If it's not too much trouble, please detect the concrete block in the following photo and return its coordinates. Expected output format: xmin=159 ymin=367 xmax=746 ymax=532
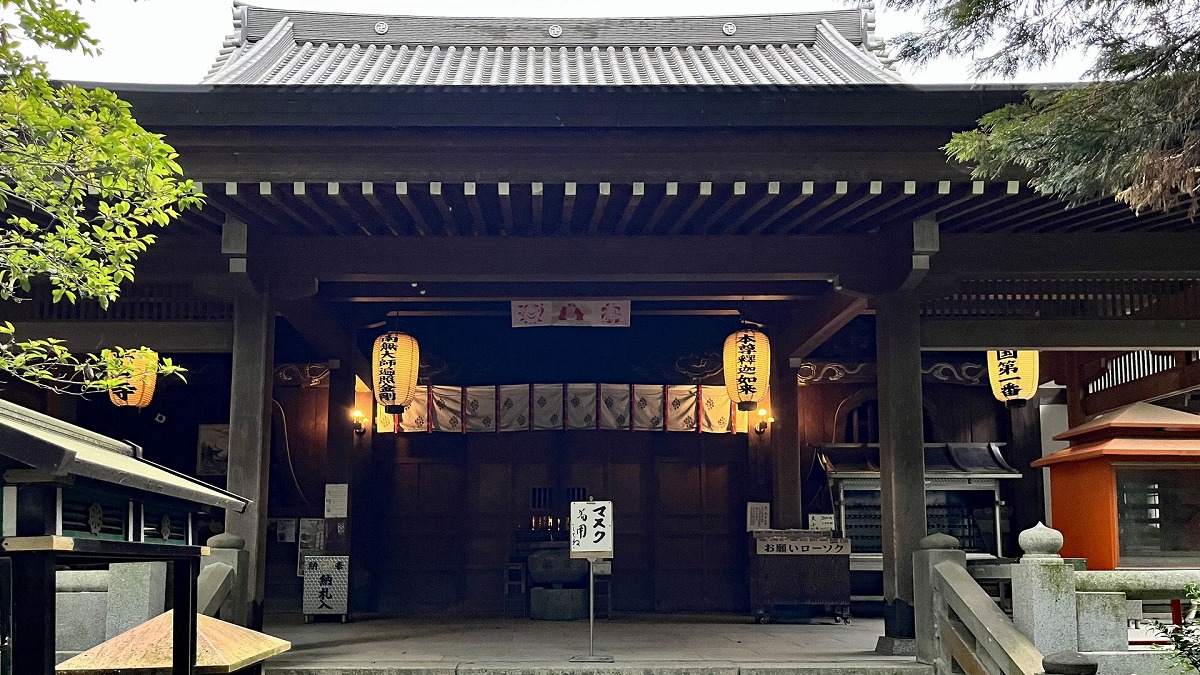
xmin=1092 ymin=651 xmax=1173 ymax=675
xmin=1012 ymin=560 xmax=1078 ymax=655
xmin=528 ymin=587 xmax=587 ymax=620
xmin=1076 ymin=592 xmax=1127 ymax=652
xmin=55 ymin=591 xmax=107 ymax=652
xmin=205 ymin=546 xmax=249 ymax=625
xmin=105 ymin=562 xmax=166 ymax=639
xmin=56 ymin=570 xmax=108 ymax=593
xmin=198 ymin=562 xmax=235 ymax=616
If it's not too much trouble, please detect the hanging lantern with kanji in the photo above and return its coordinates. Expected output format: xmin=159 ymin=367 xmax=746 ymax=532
xmin=372 ymin=331 xmax=419 ymax=414
xmin=723 ymin=327 xmax=771 ymax=411
xmin=109 ymin=350 xmax=159 ymax=409
xmin=987 ymin=350 xmax=1040 ymax=408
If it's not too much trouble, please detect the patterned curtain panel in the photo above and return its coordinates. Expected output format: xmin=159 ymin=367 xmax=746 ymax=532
xmin=531 ymin=384 xmax=564 ymax=430
xmin=598 ymin=384 xmax=632 ymax=430
xmin=397 ymin=385 xmax=430 ymax=433
xmin=498 ymin=384 xmax=531 ymax=432
xmin=465 ymin=386 xmax=497 ymax=433
xmin=632 ymin=384 xmax=666 ymax=431
xmin=430 ymin=385 xmax=464 ymax=432
xmin=700 ymin=385 xmax=734 ymax=433
xmin=665 ymin=385 xmax=698 ymax=432
xmin=565 ymin=383 xmax=598 ymax=430
xmin=376 ymin=383 xmax=747 ymax=434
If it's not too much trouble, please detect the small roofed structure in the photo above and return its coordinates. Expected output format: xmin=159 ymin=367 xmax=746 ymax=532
xmin=204 ymin=3 xmax=902 ymax=86
xmin=57 ymin=611 xmax=289 ymax=674
xmin=1034 ymin=402 xmax=1200 ymax=569
xmin=0 ymin=399 xmax=250 ymax=675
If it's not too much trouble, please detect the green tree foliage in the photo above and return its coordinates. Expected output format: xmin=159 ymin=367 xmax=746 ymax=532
xmin=0 ymin=0 xmax=200 ymax=394
xmin=1153 ymin=583 xmax=1200 ymax=673
xmin=889 ymin=0 xmax=1200 ymax=215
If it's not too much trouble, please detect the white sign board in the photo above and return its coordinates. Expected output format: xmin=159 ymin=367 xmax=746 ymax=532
xmin=756 ymin=538 xmax=851 ymax=555
xmin=324 ymin=483 xmax=349 ymax=518
xmin=302 ymin=555 xmax=349 ymax=616
xmin=808 ymin=513 xmax=836 ymax=531
xmin=570 ymin=501 xmax=613 ymax=559
xmin=746 ymin=502 xmax=771 ymax=531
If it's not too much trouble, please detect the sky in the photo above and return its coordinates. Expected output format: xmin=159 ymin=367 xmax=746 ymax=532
xmin=26 ymin=0 xmax=1092 ymax=85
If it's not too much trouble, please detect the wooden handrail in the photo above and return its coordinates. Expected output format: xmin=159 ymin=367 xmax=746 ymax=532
xmin=935 ymin=561 xmax=1043 ymax=675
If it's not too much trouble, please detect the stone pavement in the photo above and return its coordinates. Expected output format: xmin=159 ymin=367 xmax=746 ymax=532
xmin=261 ymin=615 xmax=931 ymax=675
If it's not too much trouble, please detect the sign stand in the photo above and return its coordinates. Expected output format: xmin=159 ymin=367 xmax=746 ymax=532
xmin=569 ymin=558 xmax=613 ymax=663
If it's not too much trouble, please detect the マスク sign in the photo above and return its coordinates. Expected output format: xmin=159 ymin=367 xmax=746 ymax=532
xmin=570 ymin=501 xmax=613 ymax=559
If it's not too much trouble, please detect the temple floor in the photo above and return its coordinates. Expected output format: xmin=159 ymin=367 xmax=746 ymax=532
xmin=259 ymin=614 xmax=931 ymax=674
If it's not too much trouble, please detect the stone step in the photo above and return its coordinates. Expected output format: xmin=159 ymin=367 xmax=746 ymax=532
xmin=264 ymin=661 xmax=934 ymax=675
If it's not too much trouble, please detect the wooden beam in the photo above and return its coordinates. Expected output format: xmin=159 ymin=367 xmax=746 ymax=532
xmin=1084 ymin=356 xmax=1200 ymax=416
xmin=668 ymin=182 xmax=711 ymax=235
xmin=9 ymin=321 xmax=233 ymax=353
xmin=587 ymin=182 xmax=611 ymax=235
xmin=427 ymin=182 xmax=457 ymax=236
xmin=558 ymin=182 xmax=577 ymax=235
xmin=640 ymin=182 xmax=679 ymax=235
xmin=615 ymin=182 xmax=645 ymax=235
xmin=392 ymin=182 xmax=433 ymax=236
xmin=783 ymin=289 xmax=869 ymax=361
xmin=921 ymin=319 xmax=1200 ymax=350
xmin=262 ymin=234 xmax=888 ymax=283
xmin=274 ymin=298 xmax=371 ymax=386
xmin=697 ymin=182 xmax=746 ymax=234
xmin=463 ymin=182 xmax=487 ymax=236
xmin=319 ymin=280 xmax=822 ymax=302
xmin=498 ymin=182 xmax=513 ymax=235
xmin=933 ymin=234 xmax=1200 ymax=277
xmin=752 ymin=181 xmax=817 ymax=235
xmin=728 ymin=182 xmax=785 ymax=235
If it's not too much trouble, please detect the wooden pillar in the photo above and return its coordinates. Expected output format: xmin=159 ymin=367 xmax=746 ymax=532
xmin=769 ymin=363 xmax=801 ymax=528
xmin=1002 ymin=400 xmax=1046 ymax=556
xmin=171 ymin=557 xmax=199 ymax=675
xmin=224 ymin=288 xmax=275 ymax=629
xmin=324 ymin=361 xmax=357 ymax=611
xmin=10 ymin=553 xmax=54 ymax=675
xmin=875 ymin=291 xmax=926 ymax=645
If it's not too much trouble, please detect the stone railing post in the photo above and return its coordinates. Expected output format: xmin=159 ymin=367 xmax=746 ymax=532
xmin=914 ymin=532 xmax=966 ymax=667
xmin=1012 ymin=523 xmax=1079 ymax=655
xmin=1039 ymin=651 xmax=1098 ymax=675
xmin=204 ymin=532 xmax=249 ymax=626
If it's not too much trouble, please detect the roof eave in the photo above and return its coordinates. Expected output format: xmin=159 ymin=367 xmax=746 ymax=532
xmin=88 ymin=81 xmax=1053 ymax=130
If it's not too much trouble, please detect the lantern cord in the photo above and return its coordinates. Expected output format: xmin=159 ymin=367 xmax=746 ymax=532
xmin=271 ymin=399 xmax=311 ymax=509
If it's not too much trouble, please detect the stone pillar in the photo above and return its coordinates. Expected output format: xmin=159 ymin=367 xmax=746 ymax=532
xmin=913 ymin=533 xmax=966 ymax=666
xmin=1012 ymin=523 xmax=1079 ymax=655
xmin=203 ymin=533 xmax=249 ymax=626
xmin=224 ymin=288 xmax=275 ymax=629
xmin=875 ymin=291 xmax=927 ymax=650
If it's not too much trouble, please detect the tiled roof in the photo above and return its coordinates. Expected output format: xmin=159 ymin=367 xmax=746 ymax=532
xmin=204 ymin=3 xmax=902 ymax=86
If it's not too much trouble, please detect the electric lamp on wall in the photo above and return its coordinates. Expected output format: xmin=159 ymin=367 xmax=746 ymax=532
xmin=724 ymin=326 xmax=771 ymax=411
xmin=987 ymin=350 xmax=1040 ymax=408
xmin=754 ymin=408 xmax=775 ymax=436
xmin=109 ymin=349 xmax=158 ymax=409
xmin=372 ymin=331 xmax=419 ymax=414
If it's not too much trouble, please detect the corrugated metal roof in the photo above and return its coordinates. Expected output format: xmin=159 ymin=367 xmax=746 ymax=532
xmin=0 ymin=399 xmax=248 ymax=513
xmin=205 ymin=3 xmax=901 ymax=86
